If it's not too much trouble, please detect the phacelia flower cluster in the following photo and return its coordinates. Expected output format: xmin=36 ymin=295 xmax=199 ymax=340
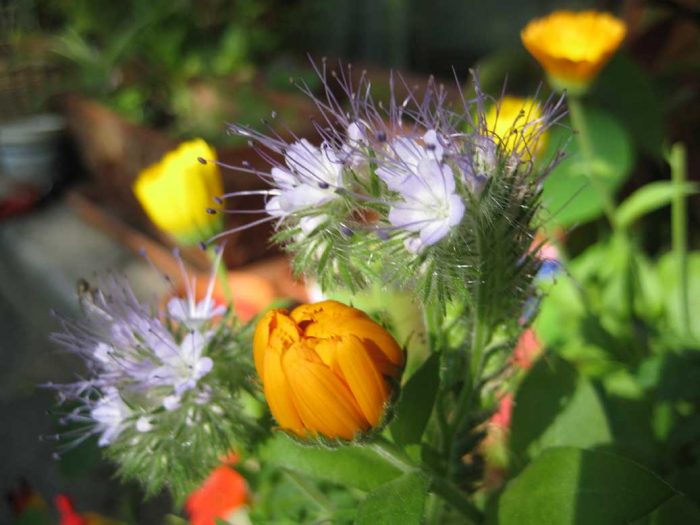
xmin=48 ymin=251 xmax=260 ymax=499
xmin=209 ymin=62 xmax=565 ymax=308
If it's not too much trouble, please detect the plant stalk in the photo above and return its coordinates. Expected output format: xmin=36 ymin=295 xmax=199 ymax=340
xmin=669 ymin=143 xmax=690 ymax=333
xmin=567 ymin=96 xmax=618 ymax=228
xmin=205 ymin=245 xmax=235 ymax=308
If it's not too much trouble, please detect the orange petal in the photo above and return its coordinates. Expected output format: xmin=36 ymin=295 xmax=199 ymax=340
xmin=253 ymin=309 xmax=299 ymax=381
xmin=290 ymin=300 xmax=367 ymax=327
xmin=283 ymin=343 xmax=368 ymax=439
xmin=306 ymin=317 xmax=404 ymax=369
xmin=335 ymin=335 xmax=389 ymax=426
xmin=263 ymin=343 xmax=305 ymax=435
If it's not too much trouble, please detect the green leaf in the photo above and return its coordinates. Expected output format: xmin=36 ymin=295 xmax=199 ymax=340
xmin=510 ymin=355 xmax=613 ymax=464
xmin=495 ymin=447 xmax=676 ymax=525
xmin=593 ymin=54 xmax=665 ymax=157
xmin=630 ymin=494 xmax=700 ymax=524
xmin=259 ymin=434 xmax=402 ymax=491
xmin=355 ymin=471 xmax=428 ymax=525
xmin=390 ymin=352 xmax=440 ymax=447
xmin=657 ymin=251 xmax=700 ymax=341
xmin=616 ymin=181 xmax=698 ymax=229
xmin=542 ymin=107 xmax=633 ymax=226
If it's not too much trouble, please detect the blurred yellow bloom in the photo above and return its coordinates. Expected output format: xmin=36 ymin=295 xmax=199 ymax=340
xmin=253 ymin=300 xmax=404 ymax=440
xmin=521 ymin=10 xmax=626 ymax=92
xmin=133 ymin=139 xmax=223 ymax=246
xmin=485 ymin=97 xmax=548 ymax=160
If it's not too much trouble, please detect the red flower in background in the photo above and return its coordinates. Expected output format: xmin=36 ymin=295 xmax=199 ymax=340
xmin=512 ymin=329 xmax=541 ymax=370
xmin=186 ymin=460 xmax=247 ymax=525
xmin=56 ymin=495 xmax=86 ymax=525
xmin=489 ymin=393 xmax=514 ymax=431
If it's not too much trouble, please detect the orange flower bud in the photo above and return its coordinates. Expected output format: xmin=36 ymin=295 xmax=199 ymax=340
xmin=253 ymin=300 xmax=404 ymax=440
xmin=521 ymin=10 xmax=626 ymax=92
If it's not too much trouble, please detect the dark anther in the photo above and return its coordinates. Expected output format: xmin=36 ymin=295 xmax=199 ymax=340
xmin=377 ymin=131 xmax=387 ymax=142
xmin=206 ymin=208 xmax=217 ymax=215
xmin=197 ymin=157 xmax=207 ymax=165
xmin=199 ymin=241 xmax=207 ymax=251
xmin=318 ymin=181 xmax=330 ymax=189
xmin=340 ymin=225 xmax=353 ymax=237
xmin=213 ymin=196 xmax=223 ymax=205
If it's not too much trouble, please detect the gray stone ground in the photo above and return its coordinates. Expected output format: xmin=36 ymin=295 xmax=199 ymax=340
xmin=0 ymin=201 xmax=171 ymax=523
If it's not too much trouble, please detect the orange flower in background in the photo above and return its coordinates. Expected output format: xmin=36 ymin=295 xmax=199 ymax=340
xmin=253 ymin=300 xmax=404 ymax=440
xmin=521 ymin=10 xmax=626 ymax=92
xmin=186 ymin=462 xmax=247 ymax=525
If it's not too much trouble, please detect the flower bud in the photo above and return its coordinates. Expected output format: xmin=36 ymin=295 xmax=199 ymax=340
xmin=521 ymin=10 xmax=626 ymax=94
xmin=133 ymin=139 xmax=224 ymax=246
xmin=253 ymin=300 xmax=404 ymax=440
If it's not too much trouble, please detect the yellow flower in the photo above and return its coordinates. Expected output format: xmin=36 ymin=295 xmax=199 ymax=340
xmin=485 ymin=97 xmax=548 ymax=160
xmin=133 ymin=139 xmax=223 ymax=246
xmin=253 ymin=300 xmax=404 ymax=440
xmin=521 ymin=10 xmax=626 ymax=92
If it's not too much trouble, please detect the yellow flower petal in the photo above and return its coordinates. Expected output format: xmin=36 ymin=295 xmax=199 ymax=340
xmin=335 ymin=335 xmax=389 ymax=426
xmin=485 ymin=96 xmax=548 ymax=160
xmin=133 ymin=139 xmax=224 ymax=245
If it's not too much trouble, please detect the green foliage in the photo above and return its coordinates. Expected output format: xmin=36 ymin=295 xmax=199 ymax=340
xmin=390 ymin=352 xmax=441 ymax=447
xmin=509 ymin=356 xmax=613 ymax=466
xmin=493 ymin=447 xmax=676 ymax=525
xmin=259 ymin=434 xmax=403 ymax=492
xmin=616 ymin=181 xmax=699 ymax=230
xmin=542 ymin=107 xmax=633 ymax=226
xmin=355 ymin=472 xmax=429 ymax=525
xmin=593 ymin=55 xmax=666 ymax=158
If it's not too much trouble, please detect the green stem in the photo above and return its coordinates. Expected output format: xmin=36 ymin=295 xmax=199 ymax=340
xmin=567 ymin=96 xmax=618 ymax=228
xmin=284 ymin=469 xmax=336 ymax=516
xmin=370 ymin=438 xmax=482 ymax=522
xmin=369 ymin=437 xmax=414 ymax=473
xmin=669 ymin=143 xmax=690 ymax=333
xmin=205 ymin=246 xmax=235 ymax=308
xmin=430 ymin=477 xmax=483 ymax=524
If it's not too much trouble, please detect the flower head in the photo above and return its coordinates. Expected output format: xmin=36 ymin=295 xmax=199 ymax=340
xmin=521 ymin=10 xmax=627 ymax=92
xmin=133 ymin=139 xmax=224 ymax=246
xmin=253 ymin=300 xmax=404 ymax=440
xmin=485 ymin=97 xmax=549 ymax=161
xmin=386 ymin=158 xmax=465 ymax=253
xmin=218 ymin=62 xmax=565 ymax=305
xmin=48 ymin=254 xmax=262 ymax=500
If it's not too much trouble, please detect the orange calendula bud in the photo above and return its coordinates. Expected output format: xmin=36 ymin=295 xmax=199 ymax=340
xmin=253 ymin=300 xmax=404 ymax=440
xmin=485 ymin=97 xmax=548 ymax=161
xmin=521 ymin=10 xmax=626 ymax=93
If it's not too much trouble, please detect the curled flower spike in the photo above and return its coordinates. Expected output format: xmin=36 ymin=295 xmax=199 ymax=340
xmin=133 ymin=139 xmax=224 ymax=246
xmin=521 ymin=10 xmax=627 ymax=93
xmin=253 ymin=300 xmax=403 ymax=440
xmin=485 ymin=97 xmax=549 ymax=161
